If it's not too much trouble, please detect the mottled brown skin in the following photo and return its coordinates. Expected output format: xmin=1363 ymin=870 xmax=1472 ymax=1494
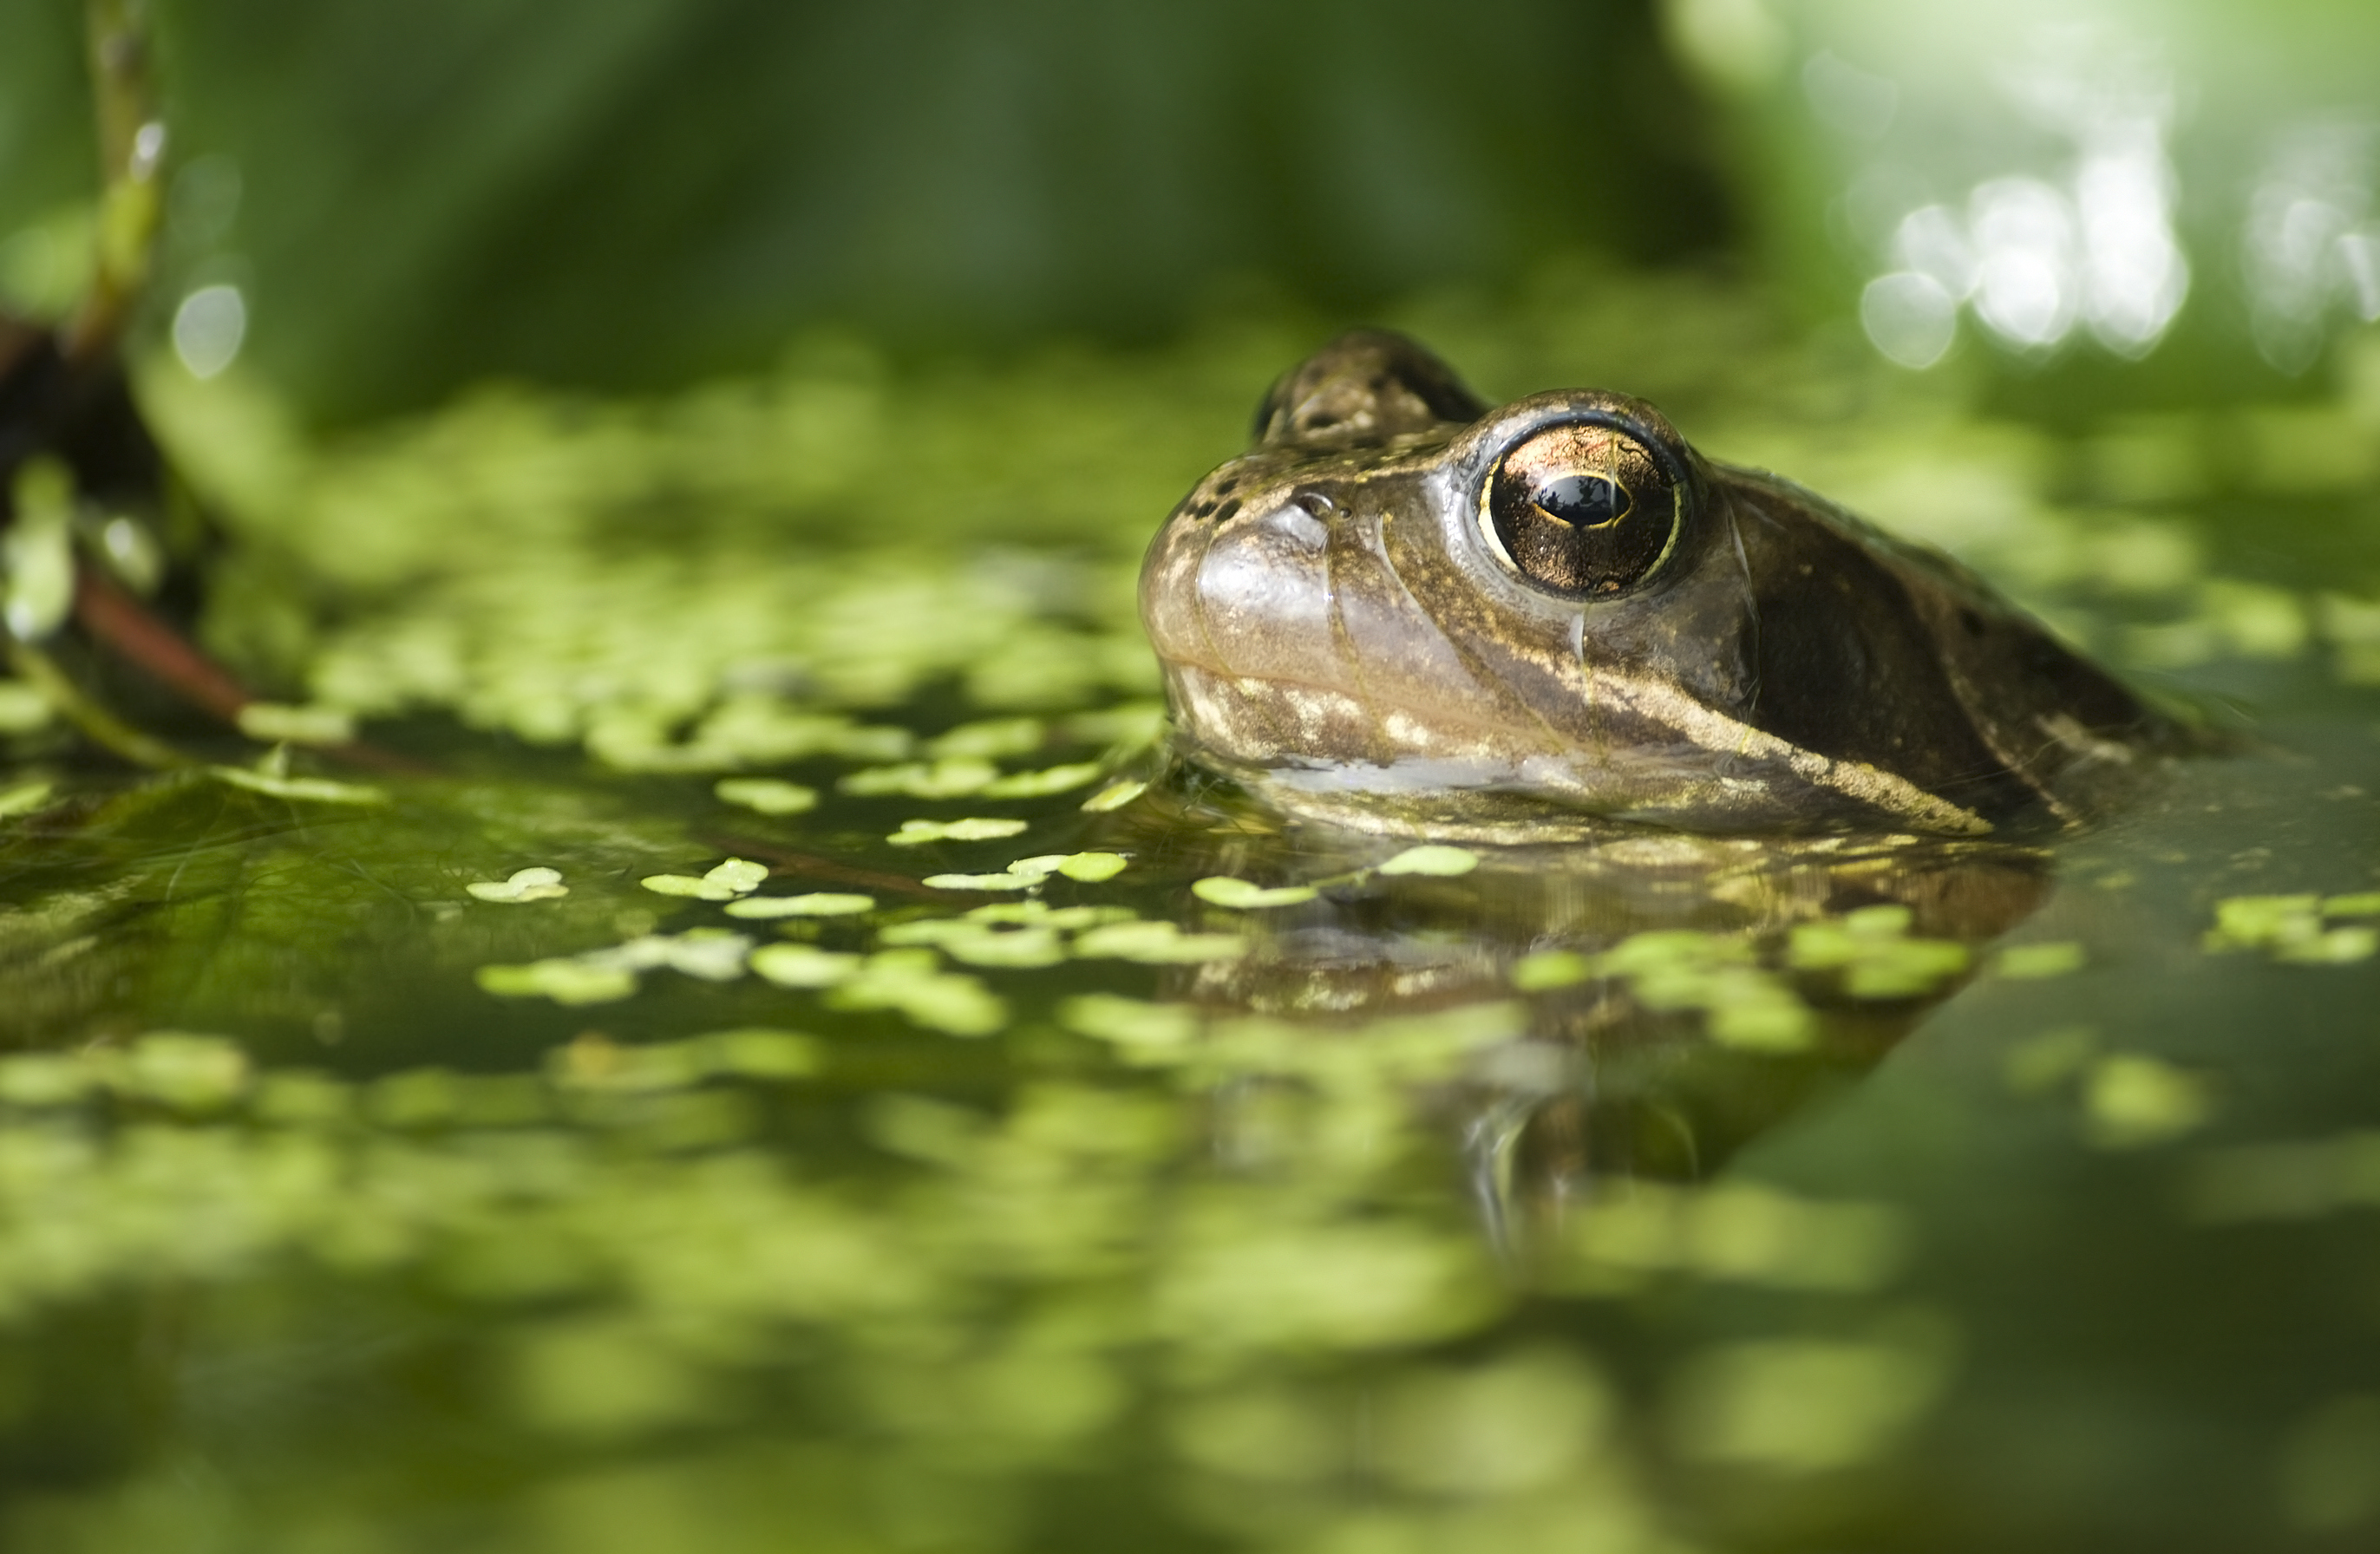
xmin=1141 ymin=330 xmax=2180 ymax=839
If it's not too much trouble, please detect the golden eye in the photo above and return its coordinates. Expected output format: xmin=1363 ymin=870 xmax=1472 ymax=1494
xmin=1482 ymin=421 xmax=1684 ymax=597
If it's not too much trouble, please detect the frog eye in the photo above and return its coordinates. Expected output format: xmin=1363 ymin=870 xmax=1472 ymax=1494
xmin=1530 ymin=473 xmax=1627 ymax=527
xmin=1481 ymin=422 xmax=1685 ymax=598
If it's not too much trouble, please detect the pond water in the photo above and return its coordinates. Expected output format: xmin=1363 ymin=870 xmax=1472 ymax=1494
xmin=3 ymin=264 xmax=2379 ymax=1552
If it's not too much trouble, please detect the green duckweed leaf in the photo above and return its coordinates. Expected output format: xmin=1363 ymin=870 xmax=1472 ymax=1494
xmin=1996 ymin=942 xmax=2085 ymax=979
xmin=1376 ymin=845 xmax=1480 ymax=878
xmin=591 ymin=930 xmax=751 ymax=983
xmin=980 ymin=761 xmax=1105 ymax=799
xmin=114 ymin=1033 xmax=252 ymax=1111
xmin=712 ymin=777 xmax=819 ymax=816
xmin=963 ymin=901 xmax=1135 ymax=930
xmin=2085 ymin=1054 xmax=2213 ymax=1148
xmin=700 ymin=1028 xmax=825 ymax=1080
xmin=723 ymin=891 xmax=875 ymax=918
xmin=1080 ymin=778 xmax=1148 ymax=813
xmin=940 ymin=928 xmax=1067 ymax=969
xmin=208 ymin=766 xmax=389 ymax=805
xmin=2203 ymin=893 xmax=2322 ymax=951
xmin=0 ymin=680 xmax=53 ymax=734
xmin=235 ymin=702 xmax=358 ymax=746
xmin=477 ymin=959 xmax=641 ymax=1006
xmin=1059 ymin=995 xmax=1200 ymax=1059
xmin=888 ymin=817 xmax=1030 ymax=846
xmin=840 ymin=758 xmax=1000 ymax=799
xmin=923 ymin=717 xmax=1046 ymax=760
xmin=749 ymin=944 xmax=863 ymax=989
xmin=1596 ymin=930 xmax=1814 ymax=1051
xmin=1192 ymin=876 xmax=1318 ymax=909
xmin=1510 ymin=949 xmax=1593 ymax=990
xmin=1073 ymin=920 xmax=1247 ymax=963
xmin=2204 ymin=892 xmax=2377 ymax=962
xmin=4 ymin=459 xmax=75 ymax=641
xmin=250 ymin=1071 xmax=354 ymax=1127
xmin=2003 ymin=1026 xmax=2099 ymax=1094
xmin=987 ymin=852 xmax=1131 ymax=885
xmin=467 ymin=866 xmax=571 ymax=903
xmin=2276 ymin=926 xmax=2377 ymax=964
xmin=1788 ymin=907 xmax=1968 ymax=999
xmin=0 ymin=1052 xmax=96 ymax=1107
xmin=641 ymin=857 xmax=769 ymax=899
xmin=827 ymin=950 xmax=1007 ymax=1035
xmin=0 ymin=779 xmax=56 ymax=818
xmin=923 ymin=871 xmax=1042 ymax=891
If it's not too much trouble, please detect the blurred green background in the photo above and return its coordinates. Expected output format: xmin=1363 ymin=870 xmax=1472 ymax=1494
xmin=3 ymin=0 xmax=2367 ymax=425
xmin=7 ymin=0 xmax=1734 ymax=420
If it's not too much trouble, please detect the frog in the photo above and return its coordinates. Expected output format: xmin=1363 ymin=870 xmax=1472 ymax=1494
xmin=1140 ymin=330 xmax=2187 ymax=840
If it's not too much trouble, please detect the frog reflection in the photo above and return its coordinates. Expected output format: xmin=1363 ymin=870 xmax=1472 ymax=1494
xmin=1117 ymin=792 xmax=2047 ymax=1247
xmin=1141 ymin=330 xmax=2186 ymax=841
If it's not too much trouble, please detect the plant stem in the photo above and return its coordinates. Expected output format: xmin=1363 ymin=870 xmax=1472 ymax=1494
xmin=6 ymin=637 xmax=189 ymax=770
xmin=64 ymin=0 xmax=162 ymax=366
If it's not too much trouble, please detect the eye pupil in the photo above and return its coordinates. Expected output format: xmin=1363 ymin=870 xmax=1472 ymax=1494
xmin=1481 ymin=420 xmax=1689 ymax=599
xmin=1531 ymin=474 xmax=1627 ymax=527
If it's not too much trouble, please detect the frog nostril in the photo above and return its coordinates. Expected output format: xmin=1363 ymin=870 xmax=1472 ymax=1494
xmin=1260 ymin=495 xmax=1331 ymax=551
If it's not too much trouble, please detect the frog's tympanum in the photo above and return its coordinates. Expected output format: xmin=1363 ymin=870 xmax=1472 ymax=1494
xmin=1142 ymin=330 xmax=2183 ymax=839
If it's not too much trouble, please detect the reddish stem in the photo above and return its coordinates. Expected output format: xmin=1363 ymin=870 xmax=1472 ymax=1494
xmin=72 ymin=565 xmax=251 ymax=722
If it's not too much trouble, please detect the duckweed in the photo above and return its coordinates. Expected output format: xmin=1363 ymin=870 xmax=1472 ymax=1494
xmin=1080 ymin=778 xmax=1148 ymax=812
xmin=1192 ymin=877 xmax=1320 ymax=909
xmin=980 ymin=761 xmax=1106 ymax=798
xmin=207 ymin=764 xmax=388 ymax=805
xmin=723 ymin=891 xmax=874 ymax=918
xmin=476 ymin=958 xmax=640 ymax=1006
xmin=2204 ymin=893 xmax=2380 ymax=963
xmin=1996 ymin=941 xmax=2086 ymax=979
xmin=827 ymin=950 xmax=1007 ymax=1035
xmin=0 ymin=779 xmax=55 ymax=817
xmin=888 ymin=816 xmax=1031 ymax=846
xmin=640 ymin=857 xmax=770 ymax=900
xmin=1666 ymin=1322 xmax=1958 ymax=1473
xmin=712 ymin=777 xmax=819 ymax=815
xmin=840 ymin=758 xmax=1002 ymax=798
xmin=1556 ymin=1180 xmax=1908 ymax=1296
xmin=467 ymin=866 xmax=571 ymax=903
xmin=1788 ymin=905 xmax=1971 ymax=998
xmin=1601 ymin=932 xmax=1815 ymax=1051
xmin=235 ymin=702 xmax=358 ymax=745
xmin=1376 ymin=844 xmax=1481 ymax=878
xmin=2083 ymin=1054 xmax=2213 ymax=1149
xmin=1072 ymin=920 xmax=1248 ymax=963
xmin=749 ymin=944 xmax=863 ymax=989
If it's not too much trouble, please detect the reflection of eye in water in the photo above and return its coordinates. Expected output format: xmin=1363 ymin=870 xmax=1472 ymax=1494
xmin=1153 ymin=819 xmax=2050 ymax=1255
